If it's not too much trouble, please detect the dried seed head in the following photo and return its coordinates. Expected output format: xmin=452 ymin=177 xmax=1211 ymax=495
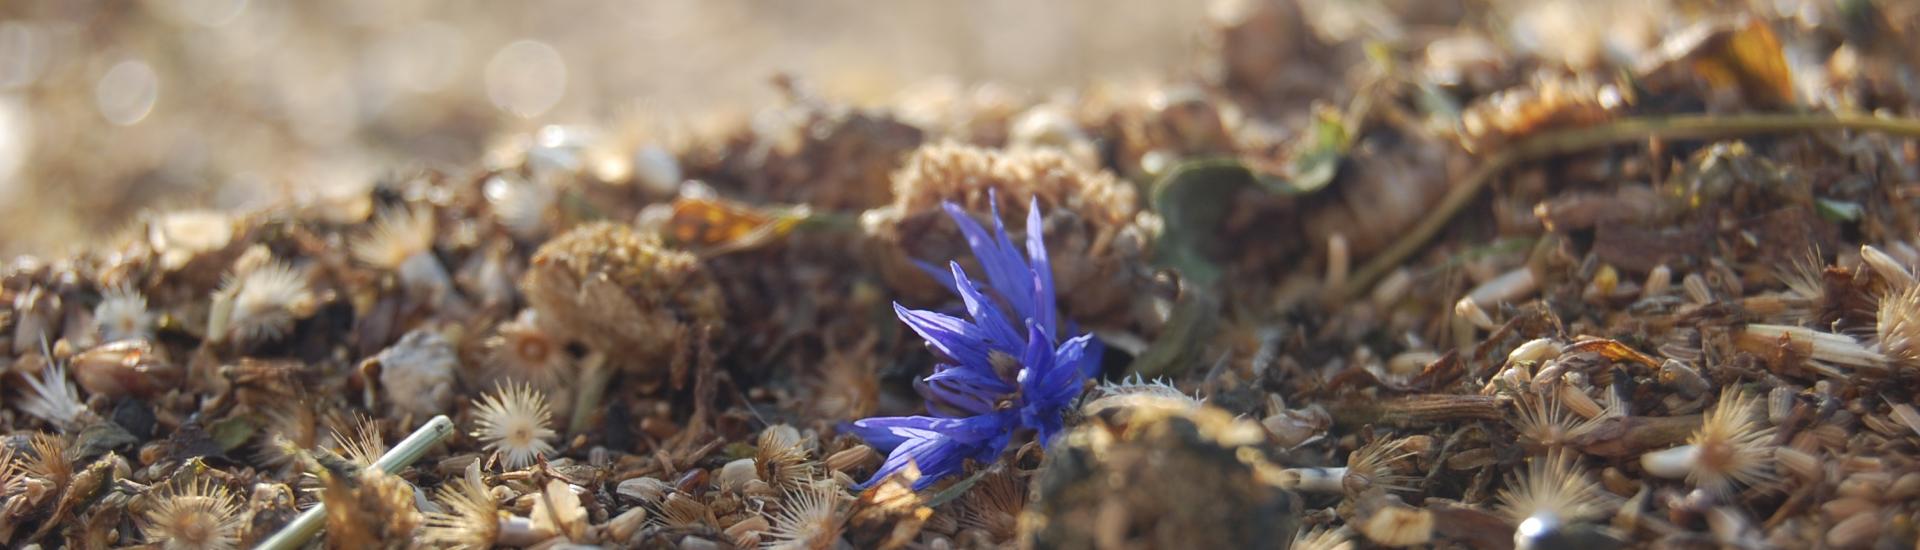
xmin=25 ymin=432 xmax=74 ymax=488
xmin=1776 ymin=248 xmax=1826 ymax=302
xmin=322 ymin=468 xmax=422 ymax=548
xmin=862 ymin=142 xmax=1154 ymax=326
xmin=328 ymin=413 xmax=387 ymax=467
xmin=955 ymin=470 xmax=1024 ymax=542
xmin=522 ymin=222 xmax=724 ymax=376
xmin=352 ymin=205 xmax=437 ymax=269
xmin=140 ymin=478 xmax=244 ymax=550
xmin=259 ymin=402 xmax=319 ymax=469
xmin=469 ymin=382 xmax=558 ymax=469
xmin=92 ymin=283 xmax=153 ymax=343
xmin=755 ymin=425 xmax=814 ymax=491
xmin=421 ymin=469 xmax=499 ymax=550
xmin=764 ymin=482 xmax=847 ymax=550
xmin=18 ymin=359 xmax=88 ymax=431
xmin=1876 ymin=284 xmax=1920 ymax=365
xmin=1497 ymin=449 xmax=1613 ymax=534
xmin=1644 ymin=388 xmax=1777 ymax=496
xmin=1511 ymin=393 xmax=1606 ymax=449
xmin=1345 ymin=437 xmax=1419 ymax=495
xmin=483 ymin=310 xmax=570 ymax=389
xmin=209 ymin=259 xmax=313 ymax=344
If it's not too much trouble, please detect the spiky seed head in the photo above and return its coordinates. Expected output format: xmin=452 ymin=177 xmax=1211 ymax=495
xmin=94 ymin=283 xmax=155 ymax=343
xmin=422 ymin=461 xmax=500 ymax=549
xmin=956 ymin=470 xmax=1025 ymax=541
xmin=1496 ymin=449 xmax=1613 ymax=531
xmin=763 ymin=481 xmax=847 ymax=550
xmin=1775 ymin=248 xmax=1826 ymax=302
xmin=257 ymin=402 xmax=320 ymax=469
xmin=1688 ymin=388 xmax=1778 ymax=496
xmin=1511 ymin=393 xmax=1607 ymax=449
xmin=141 ymin=478 xmax=244 ymax=550
xmin=213 ymin=260 xmax=313 ymax=344
xmin=484 ymin=310 xmax=570 ymax=389
xmin=1878 ymin=284 xmax=1920 ymax=365
xmin=18 ymin=361 xmax=88 ymax=431
xmin=328 ymin=413 xmax=387 ymax=468
xmin=352 ymin=205 xmax=437 ymax=269
xmin=470 ymin=382 xmax=558 ymax=469
xmin=1345 ymin=437 xmax=1419 ymax=496
xmin=25 ymin=432 xmax=73 ymax=488
xmin=756 ymin=425 xmax=814 ymax=491
xmin=321 ymin=468 xmax=422 ymax=548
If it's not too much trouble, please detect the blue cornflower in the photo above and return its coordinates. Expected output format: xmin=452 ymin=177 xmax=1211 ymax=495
xmin=847 ymin=196 xmax=1101 ymax=490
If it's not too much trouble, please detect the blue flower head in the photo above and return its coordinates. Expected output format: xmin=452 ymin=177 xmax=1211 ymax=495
xmin=847 ymin=195 xmax=1102 ymax=490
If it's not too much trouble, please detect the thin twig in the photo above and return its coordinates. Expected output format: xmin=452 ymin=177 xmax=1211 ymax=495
xmin=257 ymin=415 xmax=456 ymax=550
xmin=1338 ymin=112 xmax=1920 ymax=301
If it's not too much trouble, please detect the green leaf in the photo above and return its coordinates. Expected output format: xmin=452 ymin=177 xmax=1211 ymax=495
xmin=1151 ymin=160 xmax=1259 ymax=286
xmin=1815 ymin=197 xmax=1862 ymax=222
xmin=209 ymin=416 xmax=258 ymax=452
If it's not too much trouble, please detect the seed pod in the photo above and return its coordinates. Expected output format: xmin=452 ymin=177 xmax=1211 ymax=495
xmin=70 ymin=340 xmax=179 ymax=399
xmin=1825 ymin=512 xmax=1883 ymax=549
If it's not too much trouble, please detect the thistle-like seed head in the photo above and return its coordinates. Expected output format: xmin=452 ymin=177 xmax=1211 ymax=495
xmin=1688 ymin=388 xmax=1778 ymax=496
xmin=755 ymin=425 xmax=815 ymax=491
xmin=141 ymin=478 xmax=244 ymax=550
xmin=420 ymin=470 xmax=499 ymax=550
xmin=351 ymin=205 xmax=437 ymax=269
xmin=1344 ymin=436 xmax=1419 ymax=496
xmin=763 ymin=481 xmax=847 ymax=550
xmin=211 ymin=259 xmax=314 ymax=344
xmin=1496 ymin=449 xmax=1613 ymax=531
xmin=469 ymin=382 xmax=558 ymax=469
xmin=93 ymin=282 xmax=154 ymax=343
xmin=1510 ymin=392 xmax=1608 ymax=449
xmin=1877 ymin=284 xmax=1920 ymax=365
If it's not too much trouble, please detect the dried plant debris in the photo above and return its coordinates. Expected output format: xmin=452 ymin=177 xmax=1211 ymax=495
xmin=3 ymin=1 xmax=1920 ymax=548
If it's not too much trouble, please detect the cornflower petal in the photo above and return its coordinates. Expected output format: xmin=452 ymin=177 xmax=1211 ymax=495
xmin=949 ymin=262 xmax=1024 ymax=355
xmin=941 ymin=201 xmax=1036 ymax=321
xmin=893 ymin=303 xmax=991 ymax=367
xmin=845 ymin=415 xmax=1005 ymax=452
xmin=1024 ymin=198 xmax=1058 ymax=338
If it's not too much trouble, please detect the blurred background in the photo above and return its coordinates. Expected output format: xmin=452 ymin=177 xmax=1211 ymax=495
xmin=0 ymin=0 xmax=1210 ymax=256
